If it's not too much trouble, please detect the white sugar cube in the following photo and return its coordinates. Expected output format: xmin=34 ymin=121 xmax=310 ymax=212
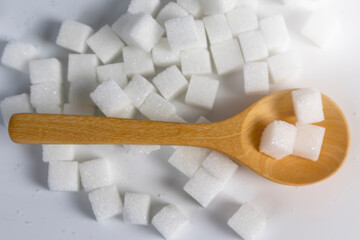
xmin=152 ymin=38 xmax=181 ymax=67
xmin=87 ymin=25 xmax=124 ymax=64
xmin=123 ymin=13 xmax=164 ymax=52
xmin=123 ymin=193 xmax=151 ymax=225
xmin=177 ymin=0 xmax=202 ymax=18
xmin=96 ymin=63 xmax=127 ymax=88
xmin=128 ymin=0 xmax=161 ymax=16
xmin=292 ymin=88 xmax=324 ymax=124
xmin=68 ymin=79 xmax=98 ymax=106
xmin=112 ymin=13 xmax=133 ymax=46
xmin=203 ymin=14 xmax=232 ymax=44
xmin=185 ymin=76 xmax=219 ymax=110
xmin=124 ymin=74 xmax=156 ymax=108
xmin=228 ymin=203 xmax=267 ymax=240
xmin=201 ymin=151 xmax=238 ymax=182
xmin=237 ymin=0 xmax=259 ymax=9
xmin=88 ymin=185 xmax=123 ymax=221
xmin=152 ymin=204 xmax=189 ymax=239
xmin=0 ymin=93 xmax=33 ymax=127
xmin=63 ymin=103 xmax=95 ymax=116
xmin=30 ymin=82 xmax=63 ymax=108
xmin=260 ymin=15 xmax=290 ymax=53
xmin=165 ymin=16 xmax=199 ymax=51
xmin=168 ymin=146 xmax=211 ymax=177
xmin=226 ymin=6 xmax=258 ymax=36
xmin=153 ymin=66 xmax=188 ymax=100
xmin=79 ymin=159 xmax=112 ymax=192
xmin=180 ymin=48 xmax=212 ymax=76
xmin=239 ymin=30 xmax=269 ymax=62
xmin=156 ymin=2 xmax=189 ymax=27
xmin=244 ymin=62 xmax=269 ymax=95
xmin=48 ymin=161 xmax=80 ymax=192
xmin=267 ymin=52 xmax=301 ymax=83
xmin=302 ymin=10 xmax=341 ymax=48
xmin=35 ymin=105 xmax=62 ymax=114
xmin=167 ymin=113 xmax=187 ymax=123
xmin=90 ymin=80 xmax=135 ymax=118
xmin=67 ymin=54 xmax=98 ymax=82
xmin=56 ymin=20 xmax=93 ymax=53
xmin=199 ymin=0 xmax=237 ymax=15
xmin=293 ymin=124 xmax=325 ymax=161
xmin=139 ymin=92 xmax=176 ymax=121
xmin=29 ymin=58 xmax=62 ymax=84
xmin=184 ymin=167 xmax=224 ymax=207
xmin=259 ymin=120 xmax=297 ymax=160
xmin=194 ymin=20 xmax=208 ymax=48
xmin=123 ymin=145 xmax=161 ymax=154
xmin=196 ymin=116 xmax=211 ymax=123
xmin=42 ymin=144 xmax=75 ymax=162
xmin=210 ymin=38 xmax=244 ymax=75
xmin=123 ymin=46 xmax=155 ymax=77
xmin=1 ymin=42 xmax=39 ymax=73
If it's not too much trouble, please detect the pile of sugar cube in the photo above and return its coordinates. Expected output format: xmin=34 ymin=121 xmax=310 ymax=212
xmin=0 ymin=0 xmax=340 ymax=239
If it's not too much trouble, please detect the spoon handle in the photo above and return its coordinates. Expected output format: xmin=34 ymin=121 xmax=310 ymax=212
xmin=8 ymin=113 xmax=221 ymax=148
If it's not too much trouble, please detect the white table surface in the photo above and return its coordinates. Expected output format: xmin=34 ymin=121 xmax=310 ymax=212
xmin=1 ymin=0 xmax=360 ymax=239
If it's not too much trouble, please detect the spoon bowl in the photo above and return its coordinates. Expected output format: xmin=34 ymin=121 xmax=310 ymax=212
xmin=8 ymin=89 xmax=350 ymax=186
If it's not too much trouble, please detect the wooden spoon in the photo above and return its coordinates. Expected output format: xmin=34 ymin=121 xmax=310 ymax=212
xmin=8 ymin=89 xmax=350 ymax=186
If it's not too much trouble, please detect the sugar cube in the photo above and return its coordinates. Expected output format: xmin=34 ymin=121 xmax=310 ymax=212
xmin=56 ymin=20 xmax=93 ymax=53
xmin=138 ymin=92 xmax=176 ymax=121
xmin=96 ymin=63 xmax=127 ymax=88
xmin=194 ymin=20 xmax=208 ymax=48
xmin=153 ymin=66 xmax=188 ymax=100
xmin=90 ymin=80 xmax=135 ymax=118
xmin=48 ymin=161 xmax=80 ymax=192
xmin=267 ymin=52 xmax=301 ymax=83
xmin=228 ymin=203 xmax=267 ymax=240
xmin=128 ymin=0 xmax=161 ymax=16
xmin=123 ymin=193 xmax=151 ymax=225
xmin=168 ymin=146 xmax=211 ymax=177
xmin=156 ymin=2 xmax=189 ymax=27
xmin=180 ymin=48 xmax=212 ymax=76
xmin=196 ymin=116 xmax=211 ymax=123
xmin=63 ymin=103 xmax=95 ymax=116
xmin=259 ymin=120 xmax=297 ymax=160
xmin=167 ymin=113 xmax=187 ymax=123
xmin=185 ymin=76 xmax=219 ymax=110
xmin=243 ymin=62 xmax=269 ymax=95
xmin=123 ymin=46 xmax=155 ymax=77
xmin=293 ymin=124 xmax=325 ymax=161
xmin=165 ymin=16 xmax=199 ymax=51
xmin=238 ymin=30 xmax=269 ymax=62
xmin=292 ymin=88 xmax=324 ymax=124
xmin=184 ymin=167 xmax=224 ymax=207
xmin=88 ymin=185 xmax=123 ymax=221
xmin=203 ymin=14 xmax=233 ymax=44
xmin=152 ymin=38 xmax=181 ymax=67
xmin=260 ymin=15 xmax=290 ymax=53
xmin=30 ymin=82 xmax=63 ymax=108
xmin=123 ymin=13 xmax=164 ymax=52
xmin=67 ymin=54 xmax=98 ymax=82
xmin=210 ymin=38 xmax=244 ymax=75
xmin=35 ymin=105 xmax=62 ymax=114
xmin=237 ymin=0 xmax=259 ymax=10
xmin=152 ymin=204 xmax=189 ymax=239
xmin=1 ymin=42 xmax=39 ymax=73
xmin=199 ymin=0 xmax=237 ymax=15
xmin=79 ymin=159 xmax=112 ymax=192
xmin=42 ymin=144 xmax=75 ymax=162
xmin=177 ymin=0 xmax=202 ymax=18
xmin=87 ymin=25 xmax=124 ymax=64
xmin=112 ymin=13 xmax=134 ymax=46
xmin=302 ymin=10 xmax=341 ymax=48
xmin=29 ymin=58 xmax=62 ymax=84
xmin=123 ymin=145 xmax=161 ymax=154
xmin=226 ymin=6 xmax=258 ymax=36
xmin=201 ymin=151 xmax=238 ymax=182
xmin=124 ymin=74 xmax=156 ymax=108
xmin=68 ymin=79 xmax=98 ymax=106
xmin=0 ymin=93 xmax=33 ymax=127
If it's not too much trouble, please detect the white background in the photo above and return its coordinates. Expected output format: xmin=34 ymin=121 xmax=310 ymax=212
xmin=1 ymin=0 xmax=360 ymax=239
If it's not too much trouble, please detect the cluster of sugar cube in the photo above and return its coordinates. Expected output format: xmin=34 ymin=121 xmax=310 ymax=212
xmin=260 ymin=88 xmax=325 ymax=161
